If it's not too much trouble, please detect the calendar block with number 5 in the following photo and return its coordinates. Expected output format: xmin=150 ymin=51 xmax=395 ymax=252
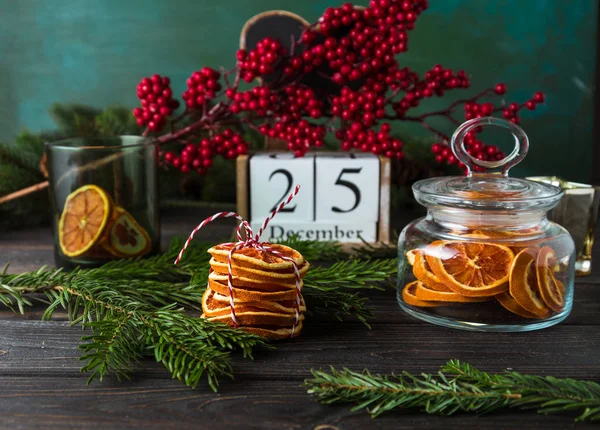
xmin=236 ymin=152 xmax=390 ymax=244
xmin=315 ymin=153 xmax=380 ymax=222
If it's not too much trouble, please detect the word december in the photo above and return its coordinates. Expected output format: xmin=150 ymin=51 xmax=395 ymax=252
xmin=268 ymin=225 xmax=364 ymax=241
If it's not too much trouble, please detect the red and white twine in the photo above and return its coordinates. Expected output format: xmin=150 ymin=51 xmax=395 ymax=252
xmin=175 ymin=185 xmax=302 ymax=336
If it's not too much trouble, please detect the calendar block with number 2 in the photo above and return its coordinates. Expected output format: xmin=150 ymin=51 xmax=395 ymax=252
xmin=237 ymin=152 xmax=390 ymax=244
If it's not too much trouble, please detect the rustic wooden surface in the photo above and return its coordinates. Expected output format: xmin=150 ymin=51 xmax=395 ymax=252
xmin=1 ymin=208 xmax=600 ymax=430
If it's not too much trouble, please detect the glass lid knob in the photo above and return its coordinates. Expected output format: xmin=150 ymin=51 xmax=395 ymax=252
xmin=451 ymin=116 xmax=529 ymax=177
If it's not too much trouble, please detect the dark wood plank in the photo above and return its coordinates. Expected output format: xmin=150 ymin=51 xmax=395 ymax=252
xmin=0 ymin=376 xmax=597 ymax=430
xmin=1 ymin=320 xmax=599 ymax=381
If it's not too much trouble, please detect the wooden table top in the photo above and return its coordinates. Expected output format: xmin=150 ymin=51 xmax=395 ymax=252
xmin=1 ymin=208 xmax=599 ymax=430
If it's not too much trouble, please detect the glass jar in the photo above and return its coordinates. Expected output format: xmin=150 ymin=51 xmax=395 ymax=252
xmin=46 ymin=136 xmax=160 ymax=269
xmin=397 ymin=117 xmax=575 ymax=332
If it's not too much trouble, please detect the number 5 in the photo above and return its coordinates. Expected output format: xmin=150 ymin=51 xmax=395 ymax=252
xmin=332 ymin=168 xmax=362 ymax=213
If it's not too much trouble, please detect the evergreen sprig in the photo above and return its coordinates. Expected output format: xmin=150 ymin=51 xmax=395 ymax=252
xmin=303 ymin=288 xmax=374 ymax=327
xmin=40 ymin=279 xmax=270 ymax=390
xmin=306 ymin=360 xmax=600 ymax=422
xmin=279 ymin=235 xmax=348 ymax=261
xmin=0 ymin=236 xmax=394 ymax=389
xmin=303 ymin=259 xmax=397 ymax=291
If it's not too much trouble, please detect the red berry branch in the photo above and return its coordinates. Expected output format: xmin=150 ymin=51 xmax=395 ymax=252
xmin=132 ymin=0 xmax=546 ymax=175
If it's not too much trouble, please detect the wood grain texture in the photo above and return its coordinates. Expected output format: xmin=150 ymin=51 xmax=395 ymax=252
xmin=1 ymin=210 xmax=600 ymax=429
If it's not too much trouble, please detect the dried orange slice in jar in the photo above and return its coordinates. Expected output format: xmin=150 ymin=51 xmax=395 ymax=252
xmin=536 ymin=246 xmax=565 ymax=312
xmin=412 ymin=251 xmax=452 ymax=292
xmin=405 ymin=249 xmax=418 ymax=266
xmin=426 ymin=241 xmax=513 ymax=297
xmin=102 ymin=206 xmax=151 ymax=258
xmin=413 ymin=281 xmax=488 ymax=303
xmin=401 ymin=281 xmax=442 ymax=308
xmin=508 ymin=248 xmax=550 ymax=318
xmin=58 ymin=185 xmax=112 ymax=257
xmin=495 ymin=291 xmax=545 ymax=319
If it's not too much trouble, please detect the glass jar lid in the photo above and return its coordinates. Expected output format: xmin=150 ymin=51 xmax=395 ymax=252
xmin=413 ymin=117 xmax=563 ymax=211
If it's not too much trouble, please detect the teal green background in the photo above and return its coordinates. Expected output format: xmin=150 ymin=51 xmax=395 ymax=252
xmin=0 ymin=0 xmax=596 ymax=181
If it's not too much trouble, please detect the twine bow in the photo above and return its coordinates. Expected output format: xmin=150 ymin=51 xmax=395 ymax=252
xmin=175 ymin=185 xmax=302 ymax=336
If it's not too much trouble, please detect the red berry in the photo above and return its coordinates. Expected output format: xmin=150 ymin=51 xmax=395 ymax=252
xmin=533 ymin=91 xmax=545 ymax=103
xmin=480 ymin=103 xmax=494 ymax=116
xmin=494 ymin=83 xmax=507 ymax=95
xmin=525 ymin=100 xmax=536 ymax=110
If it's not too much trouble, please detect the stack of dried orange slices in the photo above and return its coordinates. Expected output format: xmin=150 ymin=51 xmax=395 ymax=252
xmin=201 ymin=243 xmax=309 ymax=339
xmin=58 ymin=185 xmax=152 ymax=260
xmin=402 ymin=232 xmax=566 ymax=319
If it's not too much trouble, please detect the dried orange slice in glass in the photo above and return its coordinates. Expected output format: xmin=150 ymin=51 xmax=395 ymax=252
xmin=414 ymin=281 xmax=487 ymax=303
xmin=401 ymin=281 xmax=442 ymax=308
xmin=412 ymin=251 xmax=452 ymax=292
xmin=508 ymin=248 xmax=550 ymax=317
xmin=426 ymin=241 xmax=513 ymax=297
xmin=536 ymin=246 xmax=564 ymax=312
xmin=102 ymin=206 xmax=151 ymax=258
xmin=496 ymin=291 xmax=546 ymax=319
xmin=58 ymin=185 xmax=112 ymax=257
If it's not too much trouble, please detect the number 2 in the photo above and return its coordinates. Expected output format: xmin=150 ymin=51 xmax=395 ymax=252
xmin=269 ymin=169 xmax=297 ymax=212
xmin=332 ymin=168 xmax=362 ymax=213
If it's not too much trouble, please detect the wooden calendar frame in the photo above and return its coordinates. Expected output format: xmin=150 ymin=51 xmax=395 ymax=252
xmin=236 ymin=152 xmax=391 ymax=245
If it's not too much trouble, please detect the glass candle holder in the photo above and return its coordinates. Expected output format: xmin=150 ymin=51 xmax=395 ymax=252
xmin=46 ymin=136 xmax=160 ymax=269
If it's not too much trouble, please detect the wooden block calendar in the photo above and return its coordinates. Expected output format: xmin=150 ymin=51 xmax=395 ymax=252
xmin=236 ymin=152 xmax=390 ymax=244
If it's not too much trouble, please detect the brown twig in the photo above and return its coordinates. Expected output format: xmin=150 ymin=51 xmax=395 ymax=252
xmin=0 ymin=181 xmax=49 ymax=205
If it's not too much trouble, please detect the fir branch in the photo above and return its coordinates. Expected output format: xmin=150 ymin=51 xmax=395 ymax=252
xmin=303 ymin=259 xmax=397 ymax=291
xmin=443 ymin=360 xmax=600 ymax=421
xmin=306 ymin=360 xmax=600 ymax=422
xmin=0 ymin=236 xmax=394 ymax=389
xmin=0 ymin=279 xmax=33 ymax=314
xmin=79 ymin=315 xmax=145 ymax=383
xmin=42 ymin=280 xmax=268 ymax=389
xmin=303 ymin=288 xmax=373 ymax=328
xmin=14 ymin=131 xmax=47 ymax=156
xmin=49 ymin=103 xmax=101 ymax=135
xmin=94 ymin=106 xmax=141 ymax=136
xmin=142 ymin=311 xmax=233 ymax=391
xmin=0 ymin=142 xmax=43 ymax=175
xmin=351 ymin=240 xmax=397 ymax=260
xmin=306 ymin=367 xmax=517 ymax=418
xmin=278 ymin=235 xmax=348 ymax=261
xmin=147 ymin=308 xmax=272 ymax=359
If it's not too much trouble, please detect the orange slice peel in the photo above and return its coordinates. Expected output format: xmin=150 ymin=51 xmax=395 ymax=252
xmin=401 ymin=281 xmax=443 ymax=308
xmin=508 ymin=248 xmax=550 ymax=317
xmin=536 ymin=246 xmax=565 ymax=312
xmin=496 ymin=291 xmax=546 ymax=319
